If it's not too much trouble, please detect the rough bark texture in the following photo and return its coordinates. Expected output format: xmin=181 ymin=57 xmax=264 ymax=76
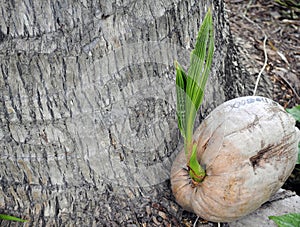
xmin=0 ymin=0 xmax=272 ymax=225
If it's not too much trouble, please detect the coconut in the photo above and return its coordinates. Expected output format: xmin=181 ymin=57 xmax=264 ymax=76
xmin=170 ymin=96 xmax=299 ymax=222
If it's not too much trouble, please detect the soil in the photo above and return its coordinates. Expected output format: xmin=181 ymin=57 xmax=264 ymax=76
xmin=226 ymin=0 xmax=299 ymax=108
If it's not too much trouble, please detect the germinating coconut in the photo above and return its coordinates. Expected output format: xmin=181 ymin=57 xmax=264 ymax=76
xmin=171 ymin=96 xmax=299 ymax=222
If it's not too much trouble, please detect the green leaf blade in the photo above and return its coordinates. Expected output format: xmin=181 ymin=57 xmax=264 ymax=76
xmin=175 ymin=62 xmax=187 ymax=138
xmin=286 ymin=105 xmax=300 ymax=122
xmin=186 ymin=77 xmax=204 ymax=111
xmin=186 ymin=8 xmax=214 ymax=115
xmin=269 ymin=213 xmax=300 ymax=227
xmin=286 ymin=104 xmax=300 ymax=164
xmin=0 ymin=214 xmax=28 ymax=222
xmin=174 ymin=8 xmax=214 ymax=183
xmin=185 ymin=8 xmax=214 ymax=154
xmin=200 ymin=17 xmax=214 ymax=90
xmin=297 ymin=142 xmax=300 ymax=164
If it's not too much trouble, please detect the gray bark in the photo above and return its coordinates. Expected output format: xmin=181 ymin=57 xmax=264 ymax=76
xmin=0 ymin=0 xmax=270 ymax=225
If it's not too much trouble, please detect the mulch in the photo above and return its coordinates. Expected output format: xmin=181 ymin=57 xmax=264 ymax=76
xmin=225 ymin=0 xmax=299 ymax=108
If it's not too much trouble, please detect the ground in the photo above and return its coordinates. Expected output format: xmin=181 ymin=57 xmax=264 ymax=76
xmin=226 ymin=0 xmax=299 ymax=108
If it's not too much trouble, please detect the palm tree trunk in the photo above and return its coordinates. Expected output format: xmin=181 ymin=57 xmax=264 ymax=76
xmin=0 ymin=0 xmax=272 ymax=225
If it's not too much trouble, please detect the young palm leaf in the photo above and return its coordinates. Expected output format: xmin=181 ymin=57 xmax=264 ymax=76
xmin=175 ymin=61 xmax=187 ymax=138
xmin=175 ymin=8 xmax=214 ymax=183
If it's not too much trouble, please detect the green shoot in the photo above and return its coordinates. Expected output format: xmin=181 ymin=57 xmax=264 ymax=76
xmin=175 ymin=8 xmax=214 ymax=183
xmin=0 ymin=214 xmax=28 ymax=222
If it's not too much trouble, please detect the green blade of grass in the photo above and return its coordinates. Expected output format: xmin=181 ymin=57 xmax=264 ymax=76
xmin=0 ymin=214 xmax=28 ymax=222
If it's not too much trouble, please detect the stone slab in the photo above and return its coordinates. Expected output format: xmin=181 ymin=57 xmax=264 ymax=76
xmin=230 ymin=189 xmax=300 ymax=227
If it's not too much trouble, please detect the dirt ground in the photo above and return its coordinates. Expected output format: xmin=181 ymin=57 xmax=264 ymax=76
xmin=225 ymin=0 xmax=299 ymax=107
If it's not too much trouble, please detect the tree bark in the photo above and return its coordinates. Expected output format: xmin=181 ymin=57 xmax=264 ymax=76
xmin=0 ymin=0 xmax=271 ymax=225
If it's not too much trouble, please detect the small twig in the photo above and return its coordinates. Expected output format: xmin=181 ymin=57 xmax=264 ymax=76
xmin=241 ymin=12 xmax=298 ymax=98
xmin=243 ymin=0 xmax=254 ymax=16
xmin=193 ymin=216 xmax=199 ymax=227
xmin=273 ymin=72 xmax=300 ymax=100
xmin=253 ymin=35 xmax=268 ymax=96
xmin=242 ymin=14 xmax=263 ymax=31
xmin=240 ymin=14 xmax=269 ymax=96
